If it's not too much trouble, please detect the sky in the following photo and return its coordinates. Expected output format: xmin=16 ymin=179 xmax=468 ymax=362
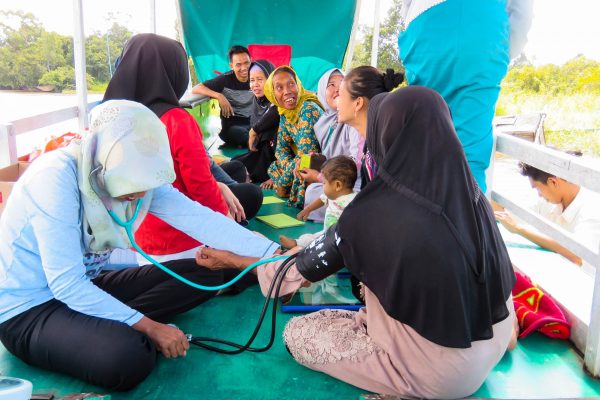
xmin=1 ymin=0 xmax=599 ymax=66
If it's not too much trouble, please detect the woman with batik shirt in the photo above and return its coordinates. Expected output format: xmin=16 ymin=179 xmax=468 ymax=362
xmin=264 ymin=66 xmax=322 ymax=208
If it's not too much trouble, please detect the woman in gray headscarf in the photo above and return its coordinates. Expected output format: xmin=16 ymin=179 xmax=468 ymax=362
xmin=298 ymin=68 xmax=363 ymax=222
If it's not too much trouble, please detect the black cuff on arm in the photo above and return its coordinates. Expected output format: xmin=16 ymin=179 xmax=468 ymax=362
xmin=296 ymin=224 xmax=345 ymax=282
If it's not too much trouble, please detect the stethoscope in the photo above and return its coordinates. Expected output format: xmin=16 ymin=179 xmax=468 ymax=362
xmin=88 ymin=162 xmax=286 ymax=292
xmin=107 ymin=197 xmax=287 ymax=291
xmin=88 ymin=167 xmax=296 ymax=354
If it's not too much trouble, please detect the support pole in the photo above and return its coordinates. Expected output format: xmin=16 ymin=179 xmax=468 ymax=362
xmin=370 ymin=0 xmax=381 ymax=68
xmin=344 ymin=0 xmax=362 ymax=71
xmin=73 ymin=0 xmax=89 ymax=134
xmin=149 ymin=0 xmax=157 ymax=33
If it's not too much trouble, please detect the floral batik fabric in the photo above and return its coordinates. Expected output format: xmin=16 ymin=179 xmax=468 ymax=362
xmin=268 ymin=100 xmax=322 ymax=208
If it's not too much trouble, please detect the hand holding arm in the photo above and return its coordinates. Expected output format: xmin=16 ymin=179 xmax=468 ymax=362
xmin=195 ymin=246 xmax=261 ymax=273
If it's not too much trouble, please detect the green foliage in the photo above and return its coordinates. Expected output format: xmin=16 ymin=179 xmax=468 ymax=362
xmin=0 ymin=10 xmax=132 ymax=91
xmin=347 ymin=0 xmax=404 ymax=72
xmin=499 ymin=57 xmax=600 ymax=157
xmin=0 ymin=10 xmax=45 ymax=88
xmin=38 ymin=65 xmax=95 ymax=91
xmin=503 ymin=56 xmax=600 ymax=95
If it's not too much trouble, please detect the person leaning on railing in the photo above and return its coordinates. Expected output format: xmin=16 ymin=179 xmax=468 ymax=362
xmin=495 ymin=157 xmax=600 ymax=269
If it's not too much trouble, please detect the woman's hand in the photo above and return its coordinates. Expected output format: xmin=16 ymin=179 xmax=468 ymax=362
xmin=298 ymin=168 xmax=320 ymax=184
xmin=217 ymin=182 xmax=246 ymax=222
xmin=293 ymin=157 xmax=302 ymax=179
xmin=133 ymin=316 xmax=189 ymax=358
xmin=196 ymin=247 xmax=261 ymax=274
xmin=260 ymin=178 xmax=274 ymax=189
xmin=248 ymin=129 xmax=258 ymax=152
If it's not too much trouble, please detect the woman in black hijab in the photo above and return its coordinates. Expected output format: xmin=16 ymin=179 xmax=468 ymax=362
xmin=104 ymin=34 xmax=262 ymax=285
xmin=196 ymin=86 xmax=516 ymax=399
xmin=233 ymin=59 xmax=279 ymax=185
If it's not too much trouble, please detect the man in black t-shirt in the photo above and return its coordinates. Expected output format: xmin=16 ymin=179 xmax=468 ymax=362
xmin=192 ymin=45 xmax=255 ymax=147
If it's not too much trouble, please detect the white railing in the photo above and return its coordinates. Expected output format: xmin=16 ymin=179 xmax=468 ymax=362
xmin=491 ymin=132 xmax=600 ymax=378
xmin=0 ymin=101 xmax=101 ymax=167
xmin=0 ymin=92 xmax=210 ymax=168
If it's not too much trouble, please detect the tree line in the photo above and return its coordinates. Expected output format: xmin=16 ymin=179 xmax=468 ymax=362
xmin=0 ymin=10 xmax=132 ymax=91
xmin=349 ymin=0 xmax=600 ymax=97
xmin=2 ymin=6 xmax=599 ymax=97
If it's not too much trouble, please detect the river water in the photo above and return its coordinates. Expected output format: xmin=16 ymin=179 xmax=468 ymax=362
xmin=0 ymin=91 xmax=103 ymax=157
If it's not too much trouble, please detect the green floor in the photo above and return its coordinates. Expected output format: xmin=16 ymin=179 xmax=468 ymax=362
xmin=2 ymin=126 xmax=600 ymax=399
xmin=2 ymin=193 xmax=600 ymax=399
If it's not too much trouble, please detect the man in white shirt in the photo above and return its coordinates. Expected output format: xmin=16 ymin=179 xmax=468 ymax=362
xmin=495 ymin=161 xmax=600 ymax=270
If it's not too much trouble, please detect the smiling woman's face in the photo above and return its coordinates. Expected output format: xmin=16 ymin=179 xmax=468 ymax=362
xmin=250 ymin=68 xmax=267 ymax=98
xmin=325 ymin=74 xmax=343 ymax=110
xmin=272 ymin=71 xmax=299 ymax=110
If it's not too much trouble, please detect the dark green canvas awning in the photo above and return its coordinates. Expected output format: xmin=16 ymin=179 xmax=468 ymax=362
xmin=179 ymin=0 xmax=358 ymax=90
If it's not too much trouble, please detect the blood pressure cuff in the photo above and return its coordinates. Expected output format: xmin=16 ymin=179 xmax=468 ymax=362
xmin=295 ymin=224 xmax=345 ymax=282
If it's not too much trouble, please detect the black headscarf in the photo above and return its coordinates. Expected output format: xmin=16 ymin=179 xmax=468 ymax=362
xmin=337 ymin=86 xmax=515 ymax=348
xmin=103 ymin=33 xmax=188 ymax=118
xmin=249 ymin=59 xmax=275 ymax=127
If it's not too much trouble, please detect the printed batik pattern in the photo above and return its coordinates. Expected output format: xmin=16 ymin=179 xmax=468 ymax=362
xmin=268 ymin=101 xmax=322 ymax=208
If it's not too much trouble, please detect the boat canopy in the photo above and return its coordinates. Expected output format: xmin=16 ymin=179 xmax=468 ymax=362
xmin=179 ymin=0 xmax=358 ymax=90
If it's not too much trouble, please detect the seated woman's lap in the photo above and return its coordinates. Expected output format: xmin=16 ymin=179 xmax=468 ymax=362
xmin=282 ymin=309 xmax=407 ymax=396
xmin=94 ymin=260 xmax=229 ymax=323
xmin=0 ymin=299 xmax=156 ymax=391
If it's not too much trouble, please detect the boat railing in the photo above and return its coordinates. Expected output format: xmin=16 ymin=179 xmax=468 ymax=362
xmin=0 ymin=94 xmax=211 ymax=167
xmin=0 ymin=101 xmax=101 ymax=167
xmin=2 ymin=108 xmax=598 ymax=377
xmin=491 ymin=132 xmax=600 ymax=378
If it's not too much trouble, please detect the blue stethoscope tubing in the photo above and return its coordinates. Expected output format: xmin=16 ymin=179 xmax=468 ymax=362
xmin=108 ymin=199 xmax=287 ymax=291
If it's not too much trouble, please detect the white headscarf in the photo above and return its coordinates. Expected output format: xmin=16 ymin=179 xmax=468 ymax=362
xmin=65 ymin=100 xmax=175 ymax=252
xmin=313 ymin=68 xmax=362 ymax=160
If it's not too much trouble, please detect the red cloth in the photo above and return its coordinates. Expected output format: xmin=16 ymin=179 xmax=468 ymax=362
xmin=134 ymin=108 xmax=228 ymax=255
xmin=248 ymin=44 xmax=292 ymax=67
xmin=512 ymin=271 xmax=570 ymax=339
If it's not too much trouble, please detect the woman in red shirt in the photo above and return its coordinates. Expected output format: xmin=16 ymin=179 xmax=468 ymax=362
xmin=103 ymin=33 xmax=256 ymax=291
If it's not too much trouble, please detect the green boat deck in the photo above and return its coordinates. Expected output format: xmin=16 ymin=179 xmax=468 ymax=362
xmin=2 ymin=117 xmax=599 ymax=399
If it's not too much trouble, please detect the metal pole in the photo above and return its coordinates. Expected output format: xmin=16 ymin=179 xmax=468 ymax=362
xmin=0 ymin=124 xmax=17 ymax=167
xmin=73 ymin=0 xmax=89 ymax=133
xmin=344 ymin=0 xmax=362 ymax=71
xmin=106 ymin=34 xmax=113 ymax=77
xmin=370 ymin=0 xmax=381 ymax=68
xmin=173 ymin=0 xmax=192 ymax=90
xmin=149 ymin=0 xmax=157 ymax=33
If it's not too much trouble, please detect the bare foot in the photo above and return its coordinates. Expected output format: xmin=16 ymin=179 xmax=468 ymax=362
xmin=275 ymin=185 xmax=290 ymax=198
xmin=279 ymin=235 xmax=297 ymax=249
xmin=507 ymin=315 xmax=519 ymax=351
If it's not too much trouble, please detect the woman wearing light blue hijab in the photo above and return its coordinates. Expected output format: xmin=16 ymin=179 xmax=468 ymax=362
xmin=0 ymin=100 xmax=278 ymax=390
